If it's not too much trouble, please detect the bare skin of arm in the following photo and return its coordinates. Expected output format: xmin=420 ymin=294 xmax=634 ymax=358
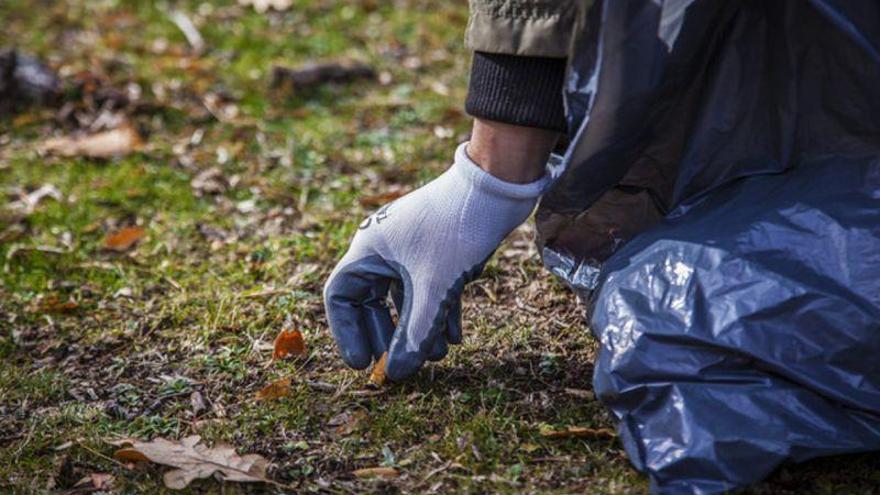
xmin=467 ymin=118 xmax=560 ymax=183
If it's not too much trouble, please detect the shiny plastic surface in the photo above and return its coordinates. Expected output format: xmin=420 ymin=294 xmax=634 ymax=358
xmin=594 ymin=158 xmax=880 ymax=493
xmin=536 ymin=0 xmax=880 ymax=492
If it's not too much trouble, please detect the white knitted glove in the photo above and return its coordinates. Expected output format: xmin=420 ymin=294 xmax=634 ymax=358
xmin=324 ymin=142 xmax=553 ymax=380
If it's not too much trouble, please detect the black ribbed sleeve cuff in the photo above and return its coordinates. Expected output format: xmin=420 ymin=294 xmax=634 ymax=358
xmin=466 ymin=51 xmax=567 ymax=132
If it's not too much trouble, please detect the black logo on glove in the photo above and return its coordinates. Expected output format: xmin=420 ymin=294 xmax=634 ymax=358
xmin=359 ymin=204 xmax=390 ymax=230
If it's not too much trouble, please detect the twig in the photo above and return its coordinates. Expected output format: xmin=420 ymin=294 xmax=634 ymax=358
xmin=169 ymin=11 xmax=205 ymax=54
xmin=0 ymin=433 xmax=24 ymax=444
xmin=79 ymin=442 xmax=129 ymax=469
xmin=304 ymin=380 xmax=336 ymax=392
xmin=243 ymin=288 xmax=288 ymax=298
xmin=163 ymin=275 xmax=183 ymax=292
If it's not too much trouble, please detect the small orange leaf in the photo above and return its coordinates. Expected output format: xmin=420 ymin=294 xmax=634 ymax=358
xmin=328 ymin=410 xmax=368 ymax=436
xmin=271 ymin=329 xmax=305 ymax=361
xmin=39 ymin=295 xmax=79 ymax=314
xmin=368 ymin=352 xmax=388 ymax=388
xmin=352 ymin=466 xmax=399 ymax=479
xmin=74 ymin=473 xmax=114 ymax=489
xmin=359 ymin=190 xmax=406 ymax=208
xmin=539 ymin=426 xmax=616 ymax=440
xmin=114 ymin=448 xmax=151 ymax=462
xmin=255 ymin=377 xmax=292 ymax=401
xmin=104 ymin=227 xmax=145 ymax=252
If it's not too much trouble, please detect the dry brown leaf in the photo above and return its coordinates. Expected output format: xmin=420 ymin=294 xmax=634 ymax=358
xmin=358 ymin=190 xmax=406 ymax=208
xmin=109 ymin=435 xmax=274 ymax=489
xmin=39 ymin=295 xmax=79 ymax=314
xmin=368 ymin=352 xmax=388 ymax=388
xmin=103 ymin=226 xmax=145 ymax=252
xmin=238 ymin=0 xmax=292 ymax=13
xmin=539 ymin=426 xmax=616 ymax=440
xmin=73 ymin=473 xmax=114 ymax=490
xmin=352 ymin=466 xmax=399 ymax=479
xmin=328 ymin=410 xmax=368 ymax=436
xmin=113 ymin=448 xmax=150 ymax=462
xmin=42 ymin=124 xmax=142 ymax=159
xmin=271 ymin=329 xmax=305 ymax=361
xmin=255 ymin=377 xmax=292 ymax=401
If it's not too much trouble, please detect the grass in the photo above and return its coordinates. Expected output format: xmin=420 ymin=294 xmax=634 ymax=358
xmin=1 ymin=0 xmax=878 ymax=493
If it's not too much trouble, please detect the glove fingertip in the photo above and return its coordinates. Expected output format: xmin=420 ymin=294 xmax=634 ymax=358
xmin=446 ymin=301 xmax=463 ymax=345
xmin=426 ymin=335 xmax=449 ymax=362
xmin=385 ymin=350 xmax=423 ymax=382
xmin=339 ymin=345 xmax=373 ymax=370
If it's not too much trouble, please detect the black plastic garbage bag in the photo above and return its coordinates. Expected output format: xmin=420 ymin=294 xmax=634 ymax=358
xmin=593 ymin=158 xmax=880 ymax=493
xmin=535 ymin=0 xmax=880 ymax=492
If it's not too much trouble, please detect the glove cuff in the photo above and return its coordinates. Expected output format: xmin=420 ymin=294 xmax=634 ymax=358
xmin=453 ymin=142 xmax=553 ymax=200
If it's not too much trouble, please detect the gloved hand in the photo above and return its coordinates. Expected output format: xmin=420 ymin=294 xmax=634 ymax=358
xmin=324 ymin=142 xmax=553 ymax=381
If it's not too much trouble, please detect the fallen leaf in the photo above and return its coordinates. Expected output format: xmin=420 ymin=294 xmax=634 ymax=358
xmin=39 ymin=295 xmax=79 ymax=314
xmin=103 ymin=226 xmax=145 ymax=252
xmin=7 ymin=184 xmax=62 ymax=214
xmin=271 ymin=329 xmax=305 ymax=361
xmin=328 ymin=410 xmax=368 ymax=436
xmin=42 ymin=123 xmax=142 ymax=159
xmin=190 ymin=391 xmax=206 ymax=416
xmin=368 ymin=352 xmax=388 ymax=388
xmin=352 ymin=466 xmax=399 ymax=479
xmin=539 ymin=426 xmax=616 ymax=440
xmin=73 ymin=472 xmax=114 ymax=490
xmin=271 ymin=61 xmax=375 ymax=90
xmin=238 ymin=0 xmax=293 ymax=13
xmin=114 ymin=448 xmax=150 ymax=462
xmin=255 ymin=377 xmax=292 ymax=401
xmin=359 ymin=190 xmax=406 ymax=208
xmin=191 ymin=167 xmax=229 ymax=196
xmin=110 ymin=435 xmax=273 ymax=489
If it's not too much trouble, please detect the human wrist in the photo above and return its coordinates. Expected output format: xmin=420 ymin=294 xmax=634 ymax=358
xmin=454 ymin=142 xmax=551 ymax=200
xmin=467 ymin=118 xmax=559 ymax=184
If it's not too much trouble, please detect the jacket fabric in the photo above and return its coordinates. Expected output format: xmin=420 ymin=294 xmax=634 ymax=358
xmin=465 ymin=0 xmax=582 ymax=57
xmin=464 ymin=1 xmax=586 ymax=131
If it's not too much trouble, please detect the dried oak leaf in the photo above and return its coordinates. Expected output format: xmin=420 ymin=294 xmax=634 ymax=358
xmin=352 ymin=467 xmax=399 ymax=479
xmin=327 ymin=410 xmax=368 ymax=436
xmin=42 ymin=123 xmax=142 ymax=159
xmin=103 ymin=226 xmax=145 ymax=252
xmin=110 ymin=435 xmax=273 ymax=490
xmin=255 ymin=377 xmax=292 ymax=401
xmin=368 ymin=352 xmax=388 ymax=388
xmin=539 ymin=426 xmax=616 ymax=440
xmin=73 ymin=473 xmax=114 ymax=490
xmin=271 ymin=329 xmax=305 ymax=361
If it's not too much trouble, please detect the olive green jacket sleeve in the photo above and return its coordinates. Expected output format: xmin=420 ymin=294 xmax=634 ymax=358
xmin=465 ymin=0 xmax=583 ymax=57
